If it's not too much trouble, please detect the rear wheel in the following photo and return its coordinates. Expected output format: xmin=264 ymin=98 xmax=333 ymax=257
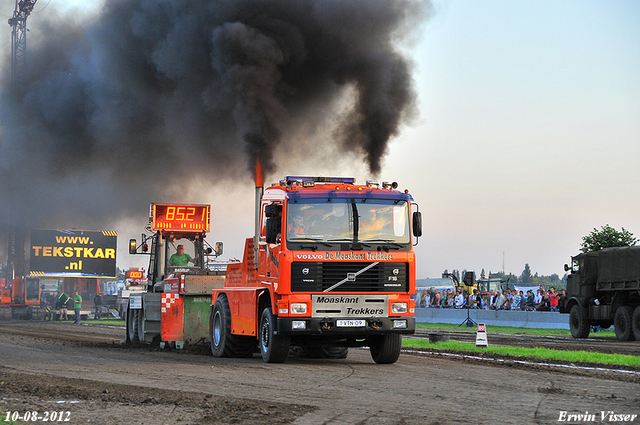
xmin=369 ymin=334 xmax=402 ymax=364
xmin=136 ymin=306 xmax=145 ymax=343
xmin=210 ymin=294 xmax=255 ymax=358
xmin=632 ymin=306 xmax=640 ymax=342
xmin=259 ymin=308 xmax=290 ymax=363
xmin=569 ymin=305 xmax=590 ymax=339
xmin=614 ymin=306 xmax=634 ymax=341
xmin=127 ymin=308 xmax=140 ymax=344
xmin=210 ymin=295 xmax=230 ymax=357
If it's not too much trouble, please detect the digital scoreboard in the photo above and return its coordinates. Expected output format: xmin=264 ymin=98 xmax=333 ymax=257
xmin=126 ymin=270 xmax=144 ymax=279
xmin=151 ymin=203 xmax=210 ymax=233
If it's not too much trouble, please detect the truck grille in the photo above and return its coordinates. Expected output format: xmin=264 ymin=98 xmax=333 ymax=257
xmin=291 ymin=262 xmax=408 ymax=293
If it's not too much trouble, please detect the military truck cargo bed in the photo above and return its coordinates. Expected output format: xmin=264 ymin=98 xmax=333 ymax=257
xmin=597 ymin=246 xmax=640 ymax=290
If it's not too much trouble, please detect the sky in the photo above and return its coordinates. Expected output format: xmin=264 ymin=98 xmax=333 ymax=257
xmin=1 ymin=0 xmax=638 ymax=280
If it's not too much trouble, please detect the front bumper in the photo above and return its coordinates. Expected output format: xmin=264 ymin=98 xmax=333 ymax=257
xmin=277 ymin=316 xmax=415 ymax=335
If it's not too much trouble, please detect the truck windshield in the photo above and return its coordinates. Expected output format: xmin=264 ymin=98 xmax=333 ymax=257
xmin=286 ymin=199 xmax=410 ymax=246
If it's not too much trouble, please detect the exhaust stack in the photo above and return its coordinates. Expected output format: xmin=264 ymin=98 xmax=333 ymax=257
xmin=254 ymin=160 xmax=264 ymax=270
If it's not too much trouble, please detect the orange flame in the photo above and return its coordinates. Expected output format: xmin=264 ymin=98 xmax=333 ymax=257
xmin=255 ymin=158 xmax=264 ymax=188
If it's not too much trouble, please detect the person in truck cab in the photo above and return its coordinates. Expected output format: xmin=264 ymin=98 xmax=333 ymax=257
xmin=169 ymin=244 xmax=195 ymax=267
xmin=361 ymin=208 xmax=391 ymax=237
xmin=288 ymin=214 xmax=308 ymax=236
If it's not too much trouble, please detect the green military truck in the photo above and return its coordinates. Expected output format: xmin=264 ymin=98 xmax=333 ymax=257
xmin=561 ymin=246 xmax=640 ymax=341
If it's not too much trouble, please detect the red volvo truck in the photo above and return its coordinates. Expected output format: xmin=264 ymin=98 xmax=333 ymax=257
xmin=210 ymin=174 xmax=422 ymax=363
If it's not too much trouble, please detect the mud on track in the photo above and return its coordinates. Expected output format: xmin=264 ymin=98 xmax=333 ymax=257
xmin=0 ymin=368 xmax=312 ymax=425
xmin=0 ymin=321 xmax=313 ymax=424
xmin=1 ymin=320 xmax=639 ymax=425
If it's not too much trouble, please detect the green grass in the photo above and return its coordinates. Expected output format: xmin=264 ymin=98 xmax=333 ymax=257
xmin=403 ymin=338 xmax=639 ymax=367
xmin=416 ymin=322 xmax=617 ymax=338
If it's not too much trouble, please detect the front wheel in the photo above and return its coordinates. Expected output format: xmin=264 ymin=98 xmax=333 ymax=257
xmin=259 ymin=308 xmax=290 ymax=363
xmin=614 ymin=306 xmax=634 ymax=341
xmin=569 ymin=305 xmax=590 ymax=339
xmin=369 ymin=334 xmax=402 ymax=364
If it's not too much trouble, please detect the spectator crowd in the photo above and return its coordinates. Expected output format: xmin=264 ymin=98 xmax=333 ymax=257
xmin=415 ymin=286 xmax=565 ymax=312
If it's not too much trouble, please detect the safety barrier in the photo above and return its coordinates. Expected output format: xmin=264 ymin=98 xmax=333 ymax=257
xmin=415 ymin=307 xmax=569 ymax=329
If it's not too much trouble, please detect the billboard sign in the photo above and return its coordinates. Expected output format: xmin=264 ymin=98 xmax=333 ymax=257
xmin=30 ymin=229 xmax=117 ymax=277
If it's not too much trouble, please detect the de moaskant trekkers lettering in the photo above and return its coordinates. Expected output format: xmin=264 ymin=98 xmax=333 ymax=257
xmin=296 ymin=252 xmax=394 ymax=261
xmin=314 ymin=296 xmax=384 ymax=315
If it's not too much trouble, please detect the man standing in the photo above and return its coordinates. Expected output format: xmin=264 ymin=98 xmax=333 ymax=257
xmin=74 ymin=291 xmax=82 ymax=324
xmin=512 ymin=290 xmax=522 ymax=311
xmin=492 ymin=291 xmax=505 ymax=310
xmin=454 ymin=289 xmax=465 ymax=309
xmin=548 ymin=287 xmax=559 ymax=312
xmin=94 ymin=292 xmax=103 ymax=320
xmin=58 ymin=293 xmax=70 ymax=321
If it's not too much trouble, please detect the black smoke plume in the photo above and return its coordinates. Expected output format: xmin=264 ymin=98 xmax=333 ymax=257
xmin=0 ymin=0 xmax=429 ymax=228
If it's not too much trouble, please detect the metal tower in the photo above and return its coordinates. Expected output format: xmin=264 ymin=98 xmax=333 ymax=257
xmin=8 ymin=0 xmax=38 ymax=85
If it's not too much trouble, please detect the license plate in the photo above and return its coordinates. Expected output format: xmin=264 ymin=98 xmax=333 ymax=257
xmin=336 ymin=319 xmax=366 ymax=327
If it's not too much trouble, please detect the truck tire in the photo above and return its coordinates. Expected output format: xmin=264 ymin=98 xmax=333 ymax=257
xmin=369 ymin=334 xmax=402 ymax=364
xmin=127 ymin=308 xmax=140 ymax=344
xmin=632 ymin=306 xmax=640 ymax=342
xmin=259 ymin=307 xmax=290 ymax=363
xmin=614 ymin=306 xmax=634 ymax=341
xmin=210 ymin=294 xmax=255 ymax=358
xmin=569 ymin=305 xmax=590 ymax=339
xmin=136 ymin=306 xmax=145 ymax=343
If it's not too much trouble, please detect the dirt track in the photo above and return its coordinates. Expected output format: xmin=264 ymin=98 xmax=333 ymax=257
xmin=1 ymin=321 xmax=639 ymax=424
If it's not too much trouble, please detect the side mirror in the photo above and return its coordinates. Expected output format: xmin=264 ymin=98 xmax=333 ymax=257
xmin=129 ymin=239 xmax=137 ymax=254
xmin=265 ymin=218 xmax=278 ymax=244
xmin=265 ymin=204 xmax=280 ymax=218
xmin=264 ymin=204 xmax=282 ymax=244
xmin=412 ymin=211 xmax=423 ymax=238
xmin=215 ymin=242 xmax=223 ymax=257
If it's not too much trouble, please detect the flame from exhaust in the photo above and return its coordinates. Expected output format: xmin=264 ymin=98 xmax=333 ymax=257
xmin=255 ymin=159 xmax=264 ymax=188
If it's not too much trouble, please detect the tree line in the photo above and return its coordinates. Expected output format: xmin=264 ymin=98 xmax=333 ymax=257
xmin=443 ymin=225 xmax=637 ymax=290
xmin=442 ymin=267 xmax=564 ymax=288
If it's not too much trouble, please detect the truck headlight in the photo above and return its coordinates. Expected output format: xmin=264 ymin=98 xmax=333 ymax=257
xmin=292 ymin=321 xmax=307 ymax=330
xmin=393 ymin=320 xmax=407 ymax=329
xmin=391 ymin=302 xmax=408 ymax=314
xmin=291 ymin=303 xmax=307 ymax=314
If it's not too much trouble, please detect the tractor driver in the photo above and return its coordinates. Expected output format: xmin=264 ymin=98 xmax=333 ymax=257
xmin=169 ymin=244 xmax=196 ymax=267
